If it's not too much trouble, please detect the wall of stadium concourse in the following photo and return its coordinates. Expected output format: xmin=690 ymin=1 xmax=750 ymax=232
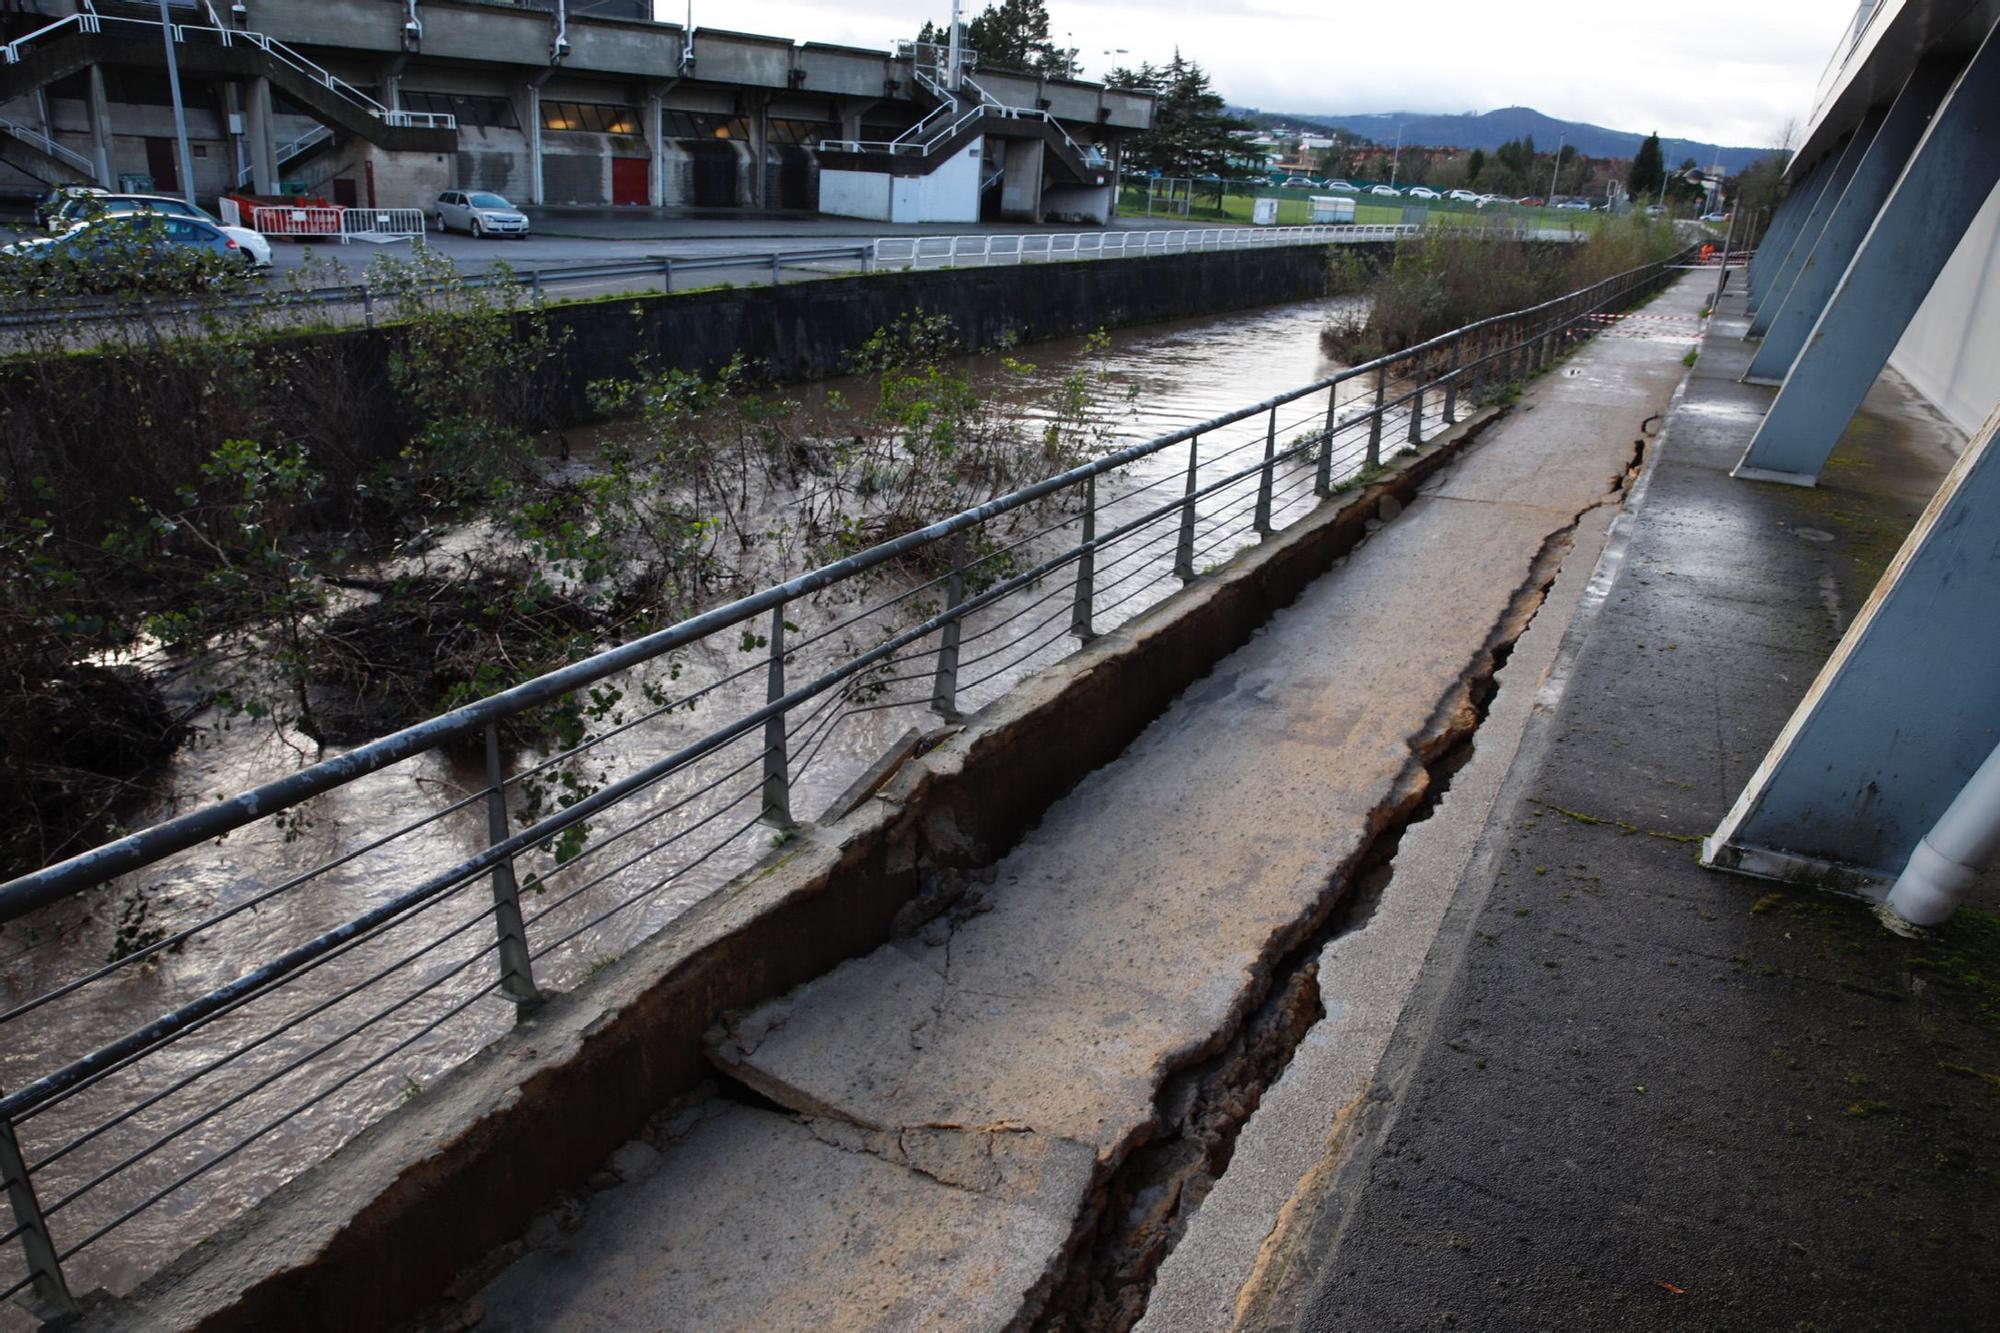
xmin=0 ymin=0 xmax=1150 ymax=219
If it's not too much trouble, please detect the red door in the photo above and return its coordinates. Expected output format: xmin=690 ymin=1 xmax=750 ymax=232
xmin=143 ymin=137 xmax=179 ymax=193
xmin=611 ymin=156 xmax=648 ymax=206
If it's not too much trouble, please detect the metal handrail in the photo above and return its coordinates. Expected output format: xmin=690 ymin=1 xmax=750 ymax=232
xmin=0 ymin=246 xmax=1692 ymax=1312
xmin=0 ymin=226 xmax=1572 ymax=333
xmin=235 ymin=124 xmax=334 ymax=188
xmin=0 ymin=247 xmax=1688 ymax=924
xmin=0 ymin=11 xmax=455 ymax=130
xmin=0 ymin=228 xmax=1447 ymax=333
xmin=0 ymin=115 xmax=92 ymax=173
xmin=958 ymin=71 xmax=1105 ymax=167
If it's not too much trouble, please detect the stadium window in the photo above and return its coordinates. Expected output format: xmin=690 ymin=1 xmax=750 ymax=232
xmin=542 ymin=101 xmax=640 ymax=134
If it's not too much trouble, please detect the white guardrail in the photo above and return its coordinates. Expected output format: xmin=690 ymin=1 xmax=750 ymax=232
xmin=873 ymin=224 xmax=1421 ymax=268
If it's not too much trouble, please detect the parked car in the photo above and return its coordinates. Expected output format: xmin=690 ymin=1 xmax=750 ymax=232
xmin=1279 ymin=176 xmax=1315 ymax=188
xmin=1644 ymin=203 xmax=1667 ymax=217
xmin=1700 ymin=211 xmax=1731 ymax=223
xmin=1446 ymin=189 xmax=1480 ymax=202
xmin=434 ymin=191 xmax=530 ymax=238
xmin=1517 ymin=196 xmax=1546 ymax=206
xmin=35 ymin=184 xmax=102 ymax=230
xmin=48 ymin=192 xmax=273 ymax=267
xmin=1556 ymin=199 xmax=1591 ymax=211
xmin=3 ymin=213 xmax=251 ymax=287
xmin=1405 ymin=187 xmax=1441 ymax=200
xmin=1322 ymin=179 xmax=1358 ymax=194
xmin=1368 ymin=184 xmax=1401 ymax=197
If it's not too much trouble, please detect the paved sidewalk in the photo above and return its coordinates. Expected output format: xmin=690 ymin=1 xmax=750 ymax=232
xmin=1253 ymin=289 xmax=2000 ymax=1331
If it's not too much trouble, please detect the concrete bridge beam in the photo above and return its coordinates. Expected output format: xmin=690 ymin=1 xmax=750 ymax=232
xmin=1746 ymin=111 xmax=1881 ymax=338
xmin=1744 ymin=56 xmax=1961 ymax=386
xmin=1734 ymin=17 xmax=2000 ymax=485
xmin=1747 ymin=154 xmax=1826 ymax=301
xmin=1706 ymin=402 xmax=2000 ymax=893
xmin=1745 ymin=142 xmax=1848 ymax=320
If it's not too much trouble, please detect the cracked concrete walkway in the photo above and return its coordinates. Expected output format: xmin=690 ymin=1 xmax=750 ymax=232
xmin=461 ymin=277 xmax=1706 ymax=1333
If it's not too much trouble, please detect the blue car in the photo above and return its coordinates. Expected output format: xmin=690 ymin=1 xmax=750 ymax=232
xmin=2 ymin=212 xmax=250 ymax=289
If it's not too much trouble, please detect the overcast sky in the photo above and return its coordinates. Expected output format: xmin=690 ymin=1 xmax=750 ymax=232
xmin=672 ymin=0 xmax=1860 ymax=148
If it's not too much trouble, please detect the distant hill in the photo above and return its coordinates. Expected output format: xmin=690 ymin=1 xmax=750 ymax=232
xmin=1235 ymin=105 xmax=1778 ymax=175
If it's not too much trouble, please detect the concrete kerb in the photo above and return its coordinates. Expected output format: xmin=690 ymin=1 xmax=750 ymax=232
xmin=96 ymin=407 xmax=1506 ymax=1333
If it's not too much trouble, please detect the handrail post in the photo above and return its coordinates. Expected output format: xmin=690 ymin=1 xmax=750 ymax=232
xmin=1315 ymin=384 xmax=1337 ymax=497
xmin=1443 ymin=333 xmax=1460 ymax=425
xmin=761 ymin=605 xmax=794 ymax=828
xmin=0 ymin=1105 xmax=77 ymax=1321
xmin=1071 ymin=473 xmax=1097 ymax=641
xmin=770 ymin=252 xmax=781 ymax=287
xmin=1406 ymin=360 xmax=1425 ymax=446
xmin=661 ymin=257 xmax=673 ymax=292
xmin=1255 ymin=405 xmax=1276 ymax=537
xmin=931 ymin=532 xmax=967 ymax=718
xmin=1174 ymin=434 xmax=1199 ymax=582
xmin=483 ymin=724 xmax=543 ymax=1013
xmin=1367 ymin=363 xmax=1386 ymax=468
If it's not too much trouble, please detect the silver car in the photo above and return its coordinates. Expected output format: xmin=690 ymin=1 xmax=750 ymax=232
xmin=433 ymin=191 xmax=530 ymax=238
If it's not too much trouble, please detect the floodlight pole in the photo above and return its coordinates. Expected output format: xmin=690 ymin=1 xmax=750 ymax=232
xmin=1547 ymin=132 xmax=1565 ymax=203
xmin=946 ymin=0 xmax=964 ymax=91
xmin=157 ymin=0 xmax=197 ymax=204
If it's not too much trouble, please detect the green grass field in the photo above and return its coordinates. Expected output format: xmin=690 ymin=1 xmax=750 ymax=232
xmin=1116 ymin=184 xmax=1601 ymax=235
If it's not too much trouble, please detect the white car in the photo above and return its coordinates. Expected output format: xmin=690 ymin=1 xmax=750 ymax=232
xmin=1369 ymin=184 xmax=1401 ymax=197
xmin=434 ymin=191 xmax=530 ymax=238
xmin=1446 ymin=189 xmax=1480 ymax=202
xmin=1406 ymin=187 xmax=1441 ymax=200
xmin=49 ymin=192 xmax=271 ymax=267
xmin=1322 ymin=179 xmax=1358 ymax=194
xmin=1556 ymin=200 xmax=1592 ymax=211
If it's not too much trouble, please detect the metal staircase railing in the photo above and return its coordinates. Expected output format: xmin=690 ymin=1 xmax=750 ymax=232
xmin=819 ymin=39 xmax=1104 ymax=172
xmin=0 ymin=113 xmax=93 ymax=175
xmin=236 ymin=123 xmax=335 ymax=188
xmin=0 ymin=11 xmax=455 ymax=131
xmin=958 ymin=71 xmax=1107 ymax=169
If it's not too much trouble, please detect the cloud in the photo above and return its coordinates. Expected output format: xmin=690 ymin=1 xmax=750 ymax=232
xmin=676 ymin=0 xmax=1858 ymax=147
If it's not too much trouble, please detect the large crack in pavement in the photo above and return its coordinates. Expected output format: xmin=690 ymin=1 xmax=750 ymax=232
xmin=1035 ymin=432 xmax=1654 ymax=1332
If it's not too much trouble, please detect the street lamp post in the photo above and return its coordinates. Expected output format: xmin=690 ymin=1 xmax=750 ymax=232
xmin=157 ymin=0 xmax=197 ymax=204
xmin=1547 ymin=132 xmax=1565 ymax=204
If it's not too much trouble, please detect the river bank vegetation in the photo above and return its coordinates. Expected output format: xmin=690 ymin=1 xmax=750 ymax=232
xmin=1321 ymin=215 xmax=1688 ymax=361
xmin=0 ymin=247 xmax=1120 ymax=881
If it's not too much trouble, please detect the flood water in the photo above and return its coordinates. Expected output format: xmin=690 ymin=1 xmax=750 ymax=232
xmin=0 ymin=296 xmax=1393 ymax=1310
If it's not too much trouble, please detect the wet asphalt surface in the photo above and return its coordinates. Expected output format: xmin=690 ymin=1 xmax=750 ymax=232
xmin=1273 ymin=293 xmax=2000 ymax=1331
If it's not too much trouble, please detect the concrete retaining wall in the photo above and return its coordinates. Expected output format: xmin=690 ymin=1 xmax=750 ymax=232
xmin=104 ymin=409 xmax=1499 ymax=1333
xmin=544 ymin=243 xmax=1349 ymax=409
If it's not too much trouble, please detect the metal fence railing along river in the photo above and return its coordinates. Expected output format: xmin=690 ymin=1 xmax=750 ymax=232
xmin=0 ymin=222 xmax=1590 ymax=334
xmin=0 ymin=249 xmax=1690 ymax=1319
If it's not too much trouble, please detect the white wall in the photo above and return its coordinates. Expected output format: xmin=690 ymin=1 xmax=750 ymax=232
xmin=1890 ymin=177 xmax=2000 ymax=437
xmin=904 ymin=138 xmax=980 ymax=224
xmin=819 ymin=167 xmax=892 ymax=221
xmin=821 ymin=138 xmax=981 ymax=224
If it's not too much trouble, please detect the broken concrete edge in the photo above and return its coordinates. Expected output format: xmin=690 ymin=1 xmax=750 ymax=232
xmin=1228 ymin=357 xmax=1699 ymax=1332
xmin=93 ymin=407 xmax=1507 ymax=1333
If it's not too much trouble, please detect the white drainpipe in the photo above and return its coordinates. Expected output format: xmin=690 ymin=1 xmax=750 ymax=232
xmin=1885 ymin=739 xmax=2000 ymax=928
